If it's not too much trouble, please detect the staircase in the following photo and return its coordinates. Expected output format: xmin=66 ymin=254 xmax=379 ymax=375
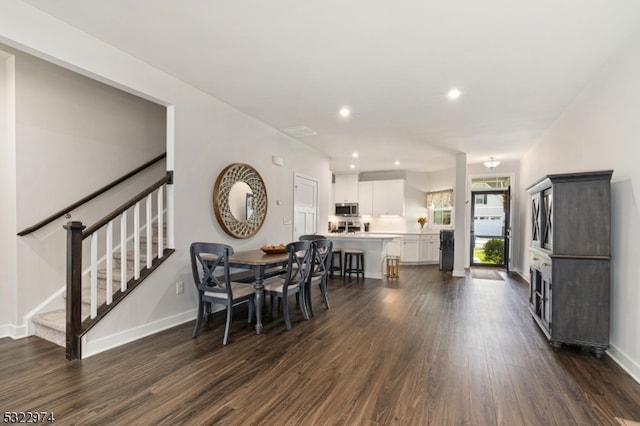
xmin=32 ymin=230 xmax=166 ymax=348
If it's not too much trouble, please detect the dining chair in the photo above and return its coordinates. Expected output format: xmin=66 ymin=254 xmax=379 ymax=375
xmin=299 ymin=233 xmax=342 ymax=277
xmin=263 ymin=240 xmax=313 ymax=330
xmin=306 ymin=238 xmax=333 ymax=317
xmin=190 ymin=242 xmax=256 ymax=345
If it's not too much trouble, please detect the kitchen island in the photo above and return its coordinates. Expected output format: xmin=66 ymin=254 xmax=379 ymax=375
xmin=324 ymin=233 xmax=401 ymax=279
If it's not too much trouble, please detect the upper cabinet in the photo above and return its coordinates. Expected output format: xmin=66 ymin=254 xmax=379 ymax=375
xmin=372 ymin=180 xmax=405 ymax=216
xmin=333 ymin=174 xmax=359 ymax=203
xmin=358 ymin=179 xmax=405 ymax=216
xmin=358 ymin=181 xmax=373 ymax=216
xmin=527 ymin=170 xmax=612 ymax=255
xmin=333 ymin=176 xmax=407 ymax=216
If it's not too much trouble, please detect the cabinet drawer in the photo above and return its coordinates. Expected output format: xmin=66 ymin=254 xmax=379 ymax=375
xmin=531 ymin=251 xmax=552 ymax=278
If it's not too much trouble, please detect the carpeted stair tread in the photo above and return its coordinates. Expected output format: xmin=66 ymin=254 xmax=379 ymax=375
xmin=32 ymin=309 xmax=66 ymax=332
xmin=32 ymin=227 xmax=169 ymax=349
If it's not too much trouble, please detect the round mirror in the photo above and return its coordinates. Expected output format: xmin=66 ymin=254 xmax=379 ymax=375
xmin=213 ymin=163 xmax=267 ymax=238
xmin=229 ymin=182 xmax=253 ymax=220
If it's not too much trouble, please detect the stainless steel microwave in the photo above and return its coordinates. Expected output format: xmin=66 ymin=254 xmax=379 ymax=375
xmin=335 ymin=202 xmax=359 ymax=217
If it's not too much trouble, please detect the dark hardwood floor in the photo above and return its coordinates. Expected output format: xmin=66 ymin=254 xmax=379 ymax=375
xmin=2 ymin=265 xmax=640 ymax=425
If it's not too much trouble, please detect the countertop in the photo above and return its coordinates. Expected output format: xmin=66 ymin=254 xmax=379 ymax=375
xmin=323 ymin=232 xmax=402 ymax=239
xmin=326 ymin=231 xmax=443 ymax=237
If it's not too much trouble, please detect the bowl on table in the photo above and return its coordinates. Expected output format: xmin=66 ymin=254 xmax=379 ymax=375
xmin=260 ymin=244 xmax=287 ymax=254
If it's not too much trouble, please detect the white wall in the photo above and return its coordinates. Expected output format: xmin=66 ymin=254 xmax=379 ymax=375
xmin=0 ymin=42 xmax=168 ymax=334
xmin=0 ymin=50 xmax=17 ymax=334
xmin=517 ymin=29 xmax=640 ymax=381
xmin=0 ymin=1 xmax=332 ymax=355
xmin=13 ymin=47 xmax=167 ymax=229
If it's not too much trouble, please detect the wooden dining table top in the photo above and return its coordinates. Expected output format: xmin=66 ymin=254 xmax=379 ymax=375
xmin=229 ymin=249 xmax=289 ymax=266
xmin=201 ymin=249 xmax=289 ymax=266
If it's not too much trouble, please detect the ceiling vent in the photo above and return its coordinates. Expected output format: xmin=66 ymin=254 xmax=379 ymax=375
xmin=279 ymin=125 xmax=317 ymax=138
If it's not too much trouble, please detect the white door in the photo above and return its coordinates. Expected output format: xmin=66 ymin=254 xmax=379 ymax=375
xmin=293 ymin=174 xmax=318 ymax=240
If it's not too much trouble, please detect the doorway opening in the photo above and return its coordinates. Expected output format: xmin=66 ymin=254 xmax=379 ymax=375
xmin=470 ymin=177 xmax=511 ymax=270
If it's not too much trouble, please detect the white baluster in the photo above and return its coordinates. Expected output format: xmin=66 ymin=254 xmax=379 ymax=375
xmin=134 ymin=202 xmax=140 ymax=279
xmin=146 ymin=194 xmax=152 ymax=269
xmin=106 ymin=221 xmax=113 ymax=304
xmin=90 ymin=233 xmax=98 ymax=319
xmin=120 ymin=213 xmax=127 ymax=291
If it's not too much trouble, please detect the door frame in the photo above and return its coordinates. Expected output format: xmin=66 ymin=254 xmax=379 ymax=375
xmin=469 ymin=186 xmax=511 ymax=270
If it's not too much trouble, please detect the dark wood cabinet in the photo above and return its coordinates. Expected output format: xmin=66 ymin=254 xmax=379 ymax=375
xmin=526 ymin=170 xmax=612 ymax=357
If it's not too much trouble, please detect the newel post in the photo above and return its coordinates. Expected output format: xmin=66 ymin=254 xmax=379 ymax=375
xmin=64 ymin=221 xmax=85 ymax=360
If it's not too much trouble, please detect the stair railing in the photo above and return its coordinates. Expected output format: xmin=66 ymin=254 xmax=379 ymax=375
xmin=18 ymin=153 xmax=167 ymax=236
xmin=65 ymin=171 xmax=174 ymax=360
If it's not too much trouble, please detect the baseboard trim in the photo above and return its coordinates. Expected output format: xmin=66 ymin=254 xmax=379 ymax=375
xmin=0 ymin=324 xmax=10 ymax=339
xmin=82 ymin=309 xmax=196 ymax=359
xmin=0 ymin=323 xmax=29 ymax=340
xmin=452 ymin=268 xmax=466 ymax=277
xmin=607 ymin=344 xmax=640 ymax=385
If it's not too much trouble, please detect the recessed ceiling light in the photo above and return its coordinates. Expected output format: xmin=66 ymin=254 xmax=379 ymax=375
xmin=339 ymin=107 xmax=351 ymax=118
xmin=352 ymin=152 xmax=359 ymax=158
xmin=395 ymin=160 xmax=400 ymax=166
xmin=350 ymin=164 xmax=355 ymax=169
xmin=447 ymin=88 xmax=461 ymax=100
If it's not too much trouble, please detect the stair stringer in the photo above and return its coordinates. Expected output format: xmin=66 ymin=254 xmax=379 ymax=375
xmin=80 ymin=251 xmax=196 ymax=359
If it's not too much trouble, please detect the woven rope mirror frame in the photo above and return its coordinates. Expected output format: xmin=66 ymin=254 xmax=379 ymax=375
xmin=213 ymin=163 xmax=268 ymax=239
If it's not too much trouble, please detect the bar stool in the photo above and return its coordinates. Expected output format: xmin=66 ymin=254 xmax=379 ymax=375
xmin=330 ymin=248 xmax=343 ymax=278
xmin=344 ymin=249 xmax=365 ymax=281
xmin=386 ymin=255 xmax=400 ymax=279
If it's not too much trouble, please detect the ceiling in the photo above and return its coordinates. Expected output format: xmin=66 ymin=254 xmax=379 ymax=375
xmin=22 ymin=0 xmax=640 ymax=173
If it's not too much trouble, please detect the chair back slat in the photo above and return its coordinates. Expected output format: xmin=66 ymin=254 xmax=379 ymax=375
xmin=282 ymin=240 xmax=313 ymax=292
xmin=310 ymin=239 xmax=332 ymax=278
xmin=190 ymin=242 xmax=234 ymax=297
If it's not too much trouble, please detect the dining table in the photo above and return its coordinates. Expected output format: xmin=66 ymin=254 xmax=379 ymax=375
xmin=227 ymin=249 xmax=290 ymax=334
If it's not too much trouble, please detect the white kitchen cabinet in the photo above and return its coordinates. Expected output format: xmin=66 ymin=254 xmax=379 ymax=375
xmin=419 ymin=234 xmax=439 ymax=263
xmin=334 ymin=174 xmax=359 ymax=203
xmin=388 ymin=233 xmax=439 ymax=264
xmin=372 ymin=179 xmax=405 ymax=216
xmin=358 ymin=181 xmax=373 ymax=216
xmin=401 ymin=236 xmax=420 ymax=262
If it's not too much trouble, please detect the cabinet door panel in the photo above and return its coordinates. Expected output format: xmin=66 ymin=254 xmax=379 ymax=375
xmin=334 ymin=174 xmax=359 ymax=203
xmin=531 ymin=192 xmax=541 ymax=248
xmin=372 ymin=180 xmax=405 ymax=216
xmin=419 ymin=235 xmax=439 ymax=262
xmin=402 ymin=238 xmax=420 ymax=262
xmin=358 ymin=181 xmax=373 ymax=216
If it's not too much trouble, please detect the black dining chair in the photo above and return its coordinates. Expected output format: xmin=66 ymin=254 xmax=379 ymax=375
xmin=190 ymin=242 xmax=256 ymax=345
xmin=299 ymin=234 xmax=342 ymax=278
xmin=263 ymin=240 xmax=313 ymax=330
xmin=306 ymin=238 xmax=333 ymax=317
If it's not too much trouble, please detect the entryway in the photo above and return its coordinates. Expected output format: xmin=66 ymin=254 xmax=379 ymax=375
xmin=470 ymin=177 xmax=511 ymax=270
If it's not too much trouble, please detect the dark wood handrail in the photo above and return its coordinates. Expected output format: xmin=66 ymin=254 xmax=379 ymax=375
xmin=82 ymin=171 xmax=173 ymax=237
xmin=18 ymin=153 xmax=167 ymax=236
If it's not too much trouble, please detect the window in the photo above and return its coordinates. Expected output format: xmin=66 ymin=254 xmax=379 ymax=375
xmin=471 ymin=176 xmax=511 ymax=189
xmin=426 ymin=189 xmax=453 ymax=226
xmin=474 ymin=194 xmax=487 ymax=205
